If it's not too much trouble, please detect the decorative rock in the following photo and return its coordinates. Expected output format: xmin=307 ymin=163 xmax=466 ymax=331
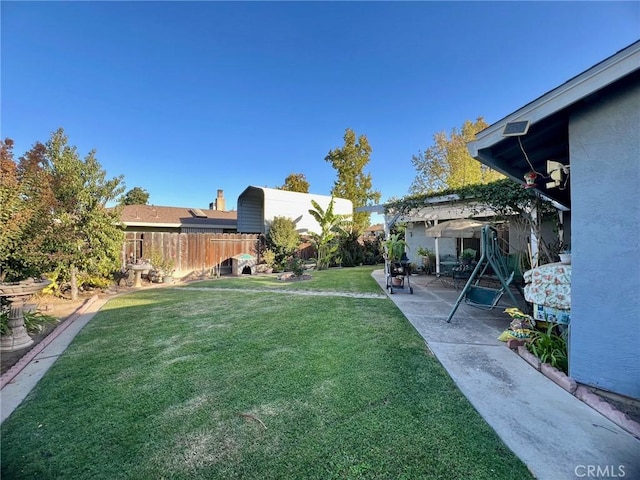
xmin=517 ymin=345 xmax=541 ymax=370
xmin=541 ymin=363 xmax=577 ymax=393
xmin=507 ymin=338 xmax=526 ymax=350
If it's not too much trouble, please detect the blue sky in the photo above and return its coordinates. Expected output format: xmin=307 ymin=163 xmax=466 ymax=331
xmin=2 ymin=1 xmax=638 ymax=216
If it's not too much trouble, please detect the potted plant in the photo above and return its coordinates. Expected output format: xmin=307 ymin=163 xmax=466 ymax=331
xmin=384 ymin=234 xmax=407 ymax=263
xmin=417 ymin=246 xmax=436 ymax=274
xmin=149 ymin=249 xmax=164 ymax=282
xmin=461 ymin=248 xmax=477 ymax=265
xmin=559 ymin=247 xmax=571 ymax=265
xmin=162 ymin=257 xmax=176 ymax=283
xmin=384 ymin=235 xmax=408 ymax=286
xmin=149 ymin=249 xmax=176 ymax=283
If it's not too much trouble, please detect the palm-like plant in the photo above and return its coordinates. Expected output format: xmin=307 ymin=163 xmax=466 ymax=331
xmin=308 ymin=198 xmax=351 ymax=270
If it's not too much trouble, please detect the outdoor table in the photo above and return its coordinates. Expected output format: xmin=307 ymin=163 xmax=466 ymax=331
xmin=428 ymin=261 xmax=460 ymax=287
xmin=439 ymin=261 xmax=459 ymax=276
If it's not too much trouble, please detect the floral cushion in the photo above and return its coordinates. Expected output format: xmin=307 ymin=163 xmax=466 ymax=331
xmin=523 ymin=263 xmax=571 ymax=310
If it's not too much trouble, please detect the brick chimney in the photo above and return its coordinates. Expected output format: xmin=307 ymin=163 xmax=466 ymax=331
xmin=210 ymin=189 xmax=226 ymax=211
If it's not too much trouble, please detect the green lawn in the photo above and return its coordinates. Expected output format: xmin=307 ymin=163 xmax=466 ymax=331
xmin=194 ymin=265 xmax=385 ymax=294
xmin=1 ymin=267 xmax=533 ymax=479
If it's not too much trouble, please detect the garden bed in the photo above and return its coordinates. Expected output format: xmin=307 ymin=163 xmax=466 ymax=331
xmin=1 ymin=292 xmax=110 ymax=375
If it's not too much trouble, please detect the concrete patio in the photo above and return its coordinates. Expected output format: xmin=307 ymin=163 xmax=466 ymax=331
xmin=372 ymin=269 xmax=639 ymax=480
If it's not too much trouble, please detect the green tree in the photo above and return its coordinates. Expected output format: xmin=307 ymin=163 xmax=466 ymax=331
xmin=308 ymin=198 xmax=351 ymax=270
xmin=279 ymin=173 xmax=309 ymax=193
xmin=410 ymin=118 xmax=503 ymax=193
xmin=266 ymin=216 xmax=300 ymax=268
xmin=337 ymin=231 xmax=366 ymax=267
xmin=14 ymin=142 xmax=58 ymax=279
xmin=325 ymin=128 xmax=381 ymax=232
xmin=0 ymin=139 xmax=57 ymax=281
xmin=42 ymin=129 xmax=125 ymax=299
xmin=121 ymin=186 xmax=149 ymax=205
xmin=0 ymin=139 xmax=24 ymax=281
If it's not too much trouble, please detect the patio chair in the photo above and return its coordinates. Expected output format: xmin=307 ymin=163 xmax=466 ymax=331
xmin=463 ymin=271 xmax=515 ymax=309
xmin=438 ymin=254 xmax=458 ymax=277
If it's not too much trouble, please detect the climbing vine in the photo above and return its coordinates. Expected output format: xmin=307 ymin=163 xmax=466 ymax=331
xmin=385 ymin=179 xmax=560 ymax=264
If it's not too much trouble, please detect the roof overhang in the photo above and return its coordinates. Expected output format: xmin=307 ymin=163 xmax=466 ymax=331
xmin=468 ymin=41 xmax=640 ymax=209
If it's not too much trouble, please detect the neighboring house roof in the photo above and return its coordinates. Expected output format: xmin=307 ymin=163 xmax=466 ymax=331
xmin=364 ymin=223 xmax=384 ymax=234
xmin=119 ymin=204 xmax=237 ymax=230
xmin=468 ymin=40 xmax=640 ymax=209
xmin=237 ymin=186 xmax=353 ymax=235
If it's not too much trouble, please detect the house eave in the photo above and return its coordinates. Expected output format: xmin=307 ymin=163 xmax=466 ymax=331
xmin=470 ymin=41 xmax=640 ymax=154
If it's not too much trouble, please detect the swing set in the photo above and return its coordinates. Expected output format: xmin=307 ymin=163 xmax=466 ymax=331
xmin=446 ymin=225 xmax=525 ymax=323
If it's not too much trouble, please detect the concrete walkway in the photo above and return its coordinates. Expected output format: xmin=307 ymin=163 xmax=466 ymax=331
xmin=372 ymin=270 xmax=639 ymax=480
xmin=1 ymin=295 xmax=111 ymax=423
xmin=2 ymin=274 xmax=639 ymax=479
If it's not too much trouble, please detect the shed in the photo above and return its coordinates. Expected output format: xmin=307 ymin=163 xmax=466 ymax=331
xmin=236 ymin=186 xmax=353 ymax=235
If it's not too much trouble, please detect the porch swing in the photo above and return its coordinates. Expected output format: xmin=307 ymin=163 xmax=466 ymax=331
xmin=446 ymin=226 xmax=524 ymax=323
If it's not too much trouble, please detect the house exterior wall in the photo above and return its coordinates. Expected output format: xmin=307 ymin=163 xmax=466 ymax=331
xmin=401 ymin=200 xmax=532 ymax=267
xmin=405 ymin=225 xmax=456 ymax=265
xmin=402 ymin=202 xmax=490 ymax=266
xmin=569 ymin=81 xmax=640 ymax=399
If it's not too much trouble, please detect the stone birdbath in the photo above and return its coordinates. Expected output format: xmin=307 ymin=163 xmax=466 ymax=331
xmin=127 ymin=263 xmax=152 ymax=288
xmin=0 ymin=278 xmax=51 ymax=352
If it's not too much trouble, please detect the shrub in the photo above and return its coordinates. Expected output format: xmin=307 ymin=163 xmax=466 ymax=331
xmin=262 ymin=249 xmax=276 ymax=268
xmin=287 ymin=257 xmax=305 ymax=277
xmin=77 ymin=273 xmax=113 ymax=291
xmin=149 ymin=249 xmax=175 ymax=274
xmin=337 ymin=231 xmax=365 ymax=267
xmin=267 ymin=217 xmax=300 ymax=266
xmin=23 ymin=310 xmax=58 ymax=333
xmin=0 ymin=305 xmax=58 ymax=335
xmin=526 ymin=323 xmax=568 ymax=373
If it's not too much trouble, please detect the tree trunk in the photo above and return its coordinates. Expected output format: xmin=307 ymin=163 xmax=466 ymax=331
xmin=70 ymin=265 xmax=78 ymax=301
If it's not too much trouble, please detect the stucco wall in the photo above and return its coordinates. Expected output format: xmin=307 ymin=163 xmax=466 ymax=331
xmin=405 ymin=225 xmax=456 ymax=266
xmin=569 ymin=81 xmax=640 ymax=399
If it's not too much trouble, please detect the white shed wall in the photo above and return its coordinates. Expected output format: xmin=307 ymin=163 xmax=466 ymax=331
xmin=237 ymin=187 xmax=353 ymax=235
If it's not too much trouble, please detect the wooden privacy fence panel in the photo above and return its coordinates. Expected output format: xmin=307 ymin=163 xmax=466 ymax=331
xmin=123 ymin=232 xmax=260 ymax=274
xmin=122 ymin=232 xmax=318 ymax=274
xmin=297 ymin=241 xmax=316 ymax=260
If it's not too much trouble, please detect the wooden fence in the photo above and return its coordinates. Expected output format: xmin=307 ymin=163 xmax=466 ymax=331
xmin=122 ymin=232 xmax=317 ymax=274
xmin=123 ymin=232 xmax=261 ymax=274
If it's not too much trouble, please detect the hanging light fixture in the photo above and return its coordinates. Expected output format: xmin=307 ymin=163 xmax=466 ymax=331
xmin=523 ymin=171 xmax=538 ymax=189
